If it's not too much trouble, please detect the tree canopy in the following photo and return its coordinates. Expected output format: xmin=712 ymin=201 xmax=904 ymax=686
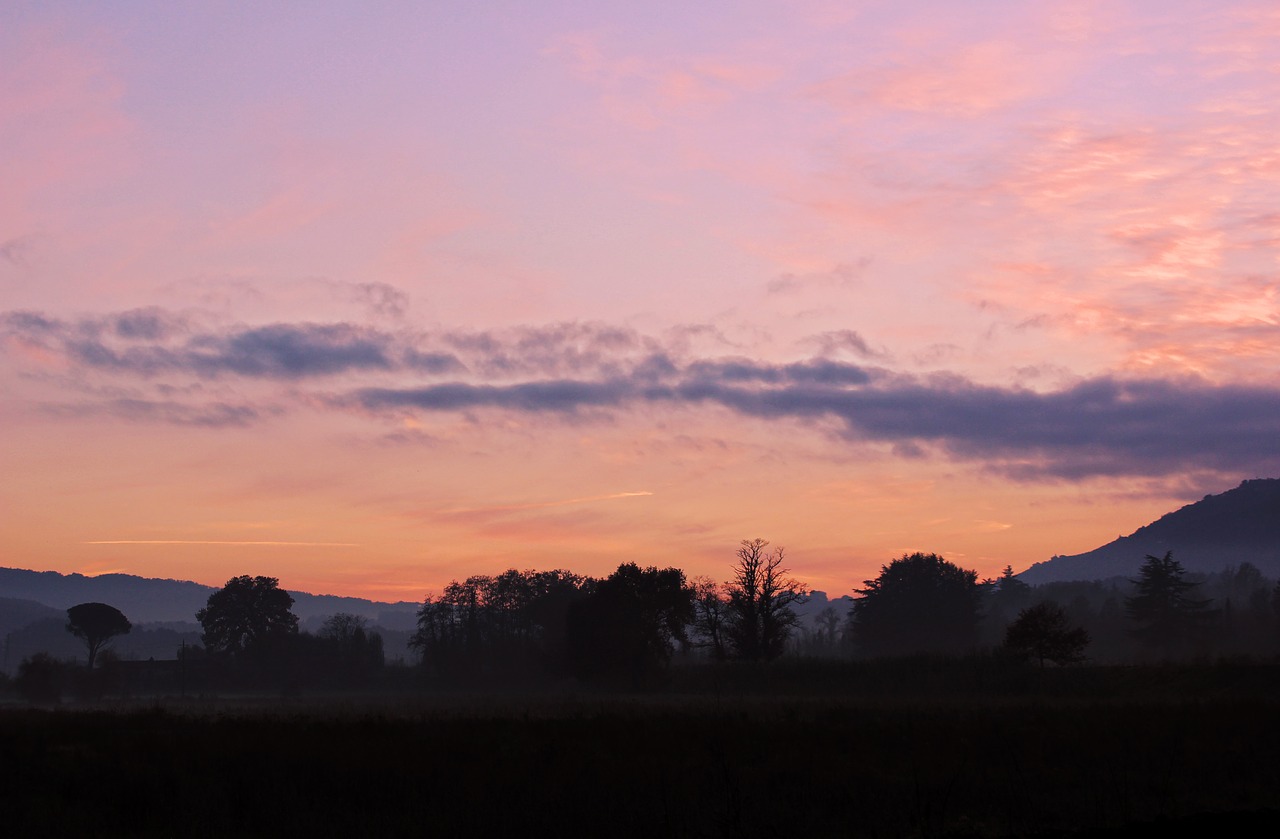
xmin=411 ymin=568 xmax=587 ymax=677
xmin=65 ymin=602 xmax=131 ymax=669
xmin=850 ymin=552 xmax=982 ymax=657
xmin=196 ymin=575 xmax=299 ymax=658
xmin=566 ymin=563 xmax=694 ymax=683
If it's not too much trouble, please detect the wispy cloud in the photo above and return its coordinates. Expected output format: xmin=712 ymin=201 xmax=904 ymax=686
xmin=438 ymin=490 xmax=653 ymax=515
xmin=40 ymin=397 xmax=266 ymax=428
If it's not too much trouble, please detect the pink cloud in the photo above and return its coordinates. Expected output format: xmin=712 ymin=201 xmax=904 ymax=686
xmin=814 ymin=40 xmax=1055 ymax=119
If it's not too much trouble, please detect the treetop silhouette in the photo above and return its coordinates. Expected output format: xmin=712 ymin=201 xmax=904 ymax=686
xmin=65 ymin=602 xmax=131 ymax=669
xmin=1004 ymin=601 xmax=1090 ymax=667
xmin=1125 ymin=551 xmax=1214 ymax=654
xmin=723 ymin=538 xmax=805 ymax=662
xmin=196 ymin=575 xmax=299 ymax=657
xmin=850 ymin=552 xmax=982 ymax=657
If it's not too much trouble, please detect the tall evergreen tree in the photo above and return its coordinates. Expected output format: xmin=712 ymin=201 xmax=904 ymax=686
xmin=996 ymin=565 xmax=1030 ymax=599
xmin=1124 ymin=551 xmax=1214 ymax=656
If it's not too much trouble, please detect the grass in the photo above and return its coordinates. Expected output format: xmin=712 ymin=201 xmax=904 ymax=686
xmin=6 ymin=660 xmax=1280 ymax=837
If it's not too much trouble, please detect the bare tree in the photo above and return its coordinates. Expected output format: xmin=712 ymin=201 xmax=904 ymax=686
xmin=691 ymin=576 xmax=729 ymax=661
xmin=815 ymin=606 xmax=841 ymax=651
xmin=319 ymin=612 xmax=369 ymax=642
xmin=724 ymin=538 xmax=806 ymax=661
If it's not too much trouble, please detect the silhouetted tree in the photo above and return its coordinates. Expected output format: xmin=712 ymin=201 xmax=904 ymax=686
xmin=789 ymin=604 xmax=844 ymax=657
xmin=1003 ymin=601 xmax=1090 ymax=667
xmin=320 ymin=612 xmax=365 ymax=641
xmin=850 ymin=552 xmax=982 ymax=657
xmin=1217 ymin=562 xmax=1267 ymax=604
xmin=410 ymin=569 xmax=587 ymax=678
xmin=814 ymin=606 xmax=841 ymax=650
xmin=691 ymin=576 xmax=729 ymax=661
xmin=1125 ymin=552 xmax=1214 ymax=656
xmin=196 ymin=575 xmax=299 ymax=658
xmin=1204 ymin=563 xmax=1274 ymax=654
xmin=724 ymin=539 xmax=805 ymax=661
xmin=981 ymin=565 xmax=1033 ymax=647
xmin=319 ymin=613 xmax=384 ymax=680
xmin=567 ymin=563 xmax=694 ymax=683
xmin=65 ymin=602 xmax=131 ymax=669
xmin=995 ymin=565 xmax=1030 ymax=602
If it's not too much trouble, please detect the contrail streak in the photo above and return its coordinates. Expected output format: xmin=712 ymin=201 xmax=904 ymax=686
xmin=84 ymin=540 xmax=360 ymax=547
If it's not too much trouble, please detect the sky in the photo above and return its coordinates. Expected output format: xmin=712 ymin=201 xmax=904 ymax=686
xmin=3 ymin=0 xmax=1279 ymax=602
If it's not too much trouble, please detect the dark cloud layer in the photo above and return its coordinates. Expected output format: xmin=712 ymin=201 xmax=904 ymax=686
xmin=0 ymin=312 xmax=637 ymax=381
xmin=5 ymin=308 xmax=1279 ymax=479
xmin=112 ymin=308 xmax=183 ymax=341
xmin=4 ymin=313 xmax=401 ymax=379
xmin=349 ymin=371 xmax=1280 ymax=480
xmin=192 ymin=324 xmax=393 ymax=377
xmin=357 ymin=379 xmax=633 ymax=413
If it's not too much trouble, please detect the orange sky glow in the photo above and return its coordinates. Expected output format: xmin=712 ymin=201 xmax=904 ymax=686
xmin=3 ymin=1 xmax=1279 ymax=603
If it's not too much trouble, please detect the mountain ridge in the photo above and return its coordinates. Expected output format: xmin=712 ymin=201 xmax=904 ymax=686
xmin=1020 ymin=478 xmax=1280 ymax=583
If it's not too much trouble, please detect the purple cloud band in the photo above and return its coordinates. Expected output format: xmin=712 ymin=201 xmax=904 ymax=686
xmin=5 ymin=309 xmax=1278 ymax=479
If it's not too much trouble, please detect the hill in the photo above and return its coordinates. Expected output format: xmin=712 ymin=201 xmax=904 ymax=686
xmin=1021 ymin=478 xmax=1280 ymax=583
xmin=0 ymin=597 xmax=65 ymax=637
xmin=0 ymin=567 xmax=420 ymax=627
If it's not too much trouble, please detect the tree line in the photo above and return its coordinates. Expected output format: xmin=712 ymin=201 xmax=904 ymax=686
xmin=409 ymin=538 xmax=804 ymax=685
xmin=9 ymin=542 xmax=1280 ymax=701
xmin=412 ymin=547 xmax=1280 ymax=670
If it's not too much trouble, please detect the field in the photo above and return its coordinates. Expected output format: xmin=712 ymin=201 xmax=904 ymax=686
xmin=5 ymin=662 xmax=1280 ymax=837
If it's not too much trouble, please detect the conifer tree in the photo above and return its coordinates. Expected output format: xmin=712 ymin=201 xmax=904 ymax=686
xmin=1124 ymin=551 xmax=1214 ymax=656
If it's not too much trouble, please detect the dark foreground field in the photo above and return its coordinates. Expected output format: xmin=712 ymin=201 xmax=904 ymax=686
xmin=5 ymin=665 xmax=1280 ymax=837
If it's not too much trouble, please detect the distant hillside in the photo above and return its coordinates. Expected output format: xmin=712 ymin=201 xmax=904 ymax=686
xmin=0 ymin=597 xmax=65 ymax=636
xmin=0 ymin=567 xmax=420 ymax=627
xmin=1021 ymin=478 xmax=1280 ymax=584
